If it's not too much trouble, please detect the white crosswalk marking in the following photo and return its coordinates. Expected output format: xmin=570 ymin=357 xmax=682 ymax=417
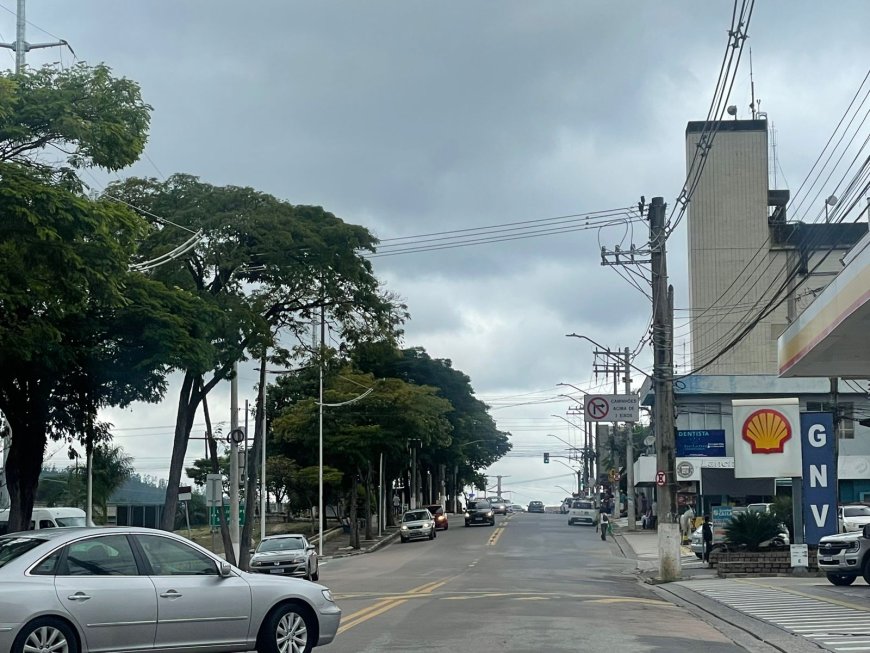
xmin=682 ymin=580 xmax=870 ymax=652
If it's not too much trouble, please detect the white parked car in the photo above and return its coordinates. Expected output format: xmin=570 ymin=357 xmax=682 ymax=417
xmin=839 ymin=505 xmax=870 ymax=533
xmin=567 ymin=499 xmax=598 ymax=526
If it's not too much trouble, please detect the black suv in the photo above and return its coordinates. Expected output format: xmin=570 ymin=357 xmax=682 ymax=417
xmin=465 ymin=500 xmax=495 ymax=526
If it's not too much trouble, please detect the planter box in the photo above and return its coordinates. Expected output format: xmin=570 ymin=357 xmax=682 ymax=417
xmin=710 ymin=549 xmax=819 ymax=577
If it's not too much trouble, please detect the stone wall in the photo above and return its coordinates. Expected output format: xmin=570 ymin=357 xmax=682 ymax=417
xmin=710 ymin=549 xmax=820 ymax=577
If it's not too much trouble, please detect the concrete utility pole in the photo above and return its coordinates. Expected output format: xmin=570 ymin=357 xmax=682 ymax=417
xmin=230 ymin=363 xmax=240 ymax=563
xmin=0 ymin=412 xmax=10 ymax=509
xmin=410 ymin=443 xmax=417 ymax=509
xmin=650 ymin=196 xmax=679 ymax=580
xmin=0 ymin=0 xmax=68 ymax=74
xmin=624 ymin=347 xmax=636 ymax=532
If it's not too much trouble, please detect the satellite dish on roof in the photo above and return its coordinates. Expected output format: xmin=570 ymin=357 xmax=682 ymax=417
xmin=643 ymin=435 xmax=655 ymax=447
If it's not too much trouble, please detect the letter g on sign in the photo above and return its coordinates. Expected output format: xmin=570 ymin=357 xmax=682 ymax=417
xmin=808 ymin=424 xmax=827 ymax=448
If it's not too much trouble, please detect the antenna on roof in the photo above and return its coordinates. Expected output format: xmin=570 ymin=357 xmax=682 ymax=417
xmin=749 ymin=48 xmax=758 ymax=120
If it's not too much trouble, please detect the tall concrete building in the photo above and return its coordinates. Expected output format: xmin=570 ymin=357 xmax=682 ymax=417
xmin=685 ymin=119 xmax=866 ymax=374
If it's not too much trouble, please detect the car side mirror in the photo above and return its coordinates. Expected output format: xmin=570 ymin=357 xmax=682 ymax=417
xmin=219 ymin=562 xmax=233 ymax=578
xmin=863 ymin=524 xmax=870 ymax=539
xmin=306 ymin=545 xmax=315 ymax=551
xmin=249 ymin=549 xmax=255 ymax=555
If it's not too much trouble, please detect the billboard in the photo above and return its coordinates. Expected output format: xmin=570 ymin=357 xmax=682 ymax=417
xmin=733 ymin=398 xmax=802 ymax=478
xmin=676 ymin=429 xmax=726 ymax=457
xmin=801 ymin=412 xmax=838 ymax=545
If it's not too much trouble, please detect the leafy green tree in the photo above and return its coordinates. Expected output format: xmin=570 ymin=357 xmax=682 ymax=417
xmin=186 ymin=454 xmax=231 ymax=494
xmin=266 ymin=455 xmax=298 ymax=508
xmin=106 ymin=174 xmax=404 ymax=531
xmin=0 ymin=65 xmax=207 ymax=532
xmin=353 ymin=344 xmax=511 ymax=506
xmin=724 ymin=511 xmax=783 ymax=552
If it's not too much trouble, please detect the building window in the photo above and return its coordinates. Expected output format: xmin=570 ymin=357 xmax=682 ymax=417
xmin=806 ymin=401 xmax=854 ymax=439
xmin=683 ymin=403 xmax=722 ymax=430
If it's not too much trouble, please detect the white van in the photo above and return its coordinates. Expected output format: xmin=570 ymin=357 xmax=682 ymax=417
xmin=0 ymin=507 xmax=89 ymax=534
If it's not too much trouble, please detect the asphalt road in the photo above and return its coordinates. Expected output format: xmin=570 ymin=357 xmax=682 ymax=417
xmin=319 ymin=511 xmax=749 ymax=652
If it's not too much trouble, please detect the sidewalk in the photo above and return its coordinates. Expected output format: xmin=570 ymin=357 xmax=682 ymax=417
xmin=615 ymin=528 xmax=716 ymax=581
xmin=318 ymin=524 xmax=401 ymax=559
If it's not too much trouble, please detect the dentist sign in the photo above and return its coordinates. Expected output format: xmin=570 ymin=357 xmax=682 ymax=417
xmin=800 ymin=412 xmax=838 ymax=545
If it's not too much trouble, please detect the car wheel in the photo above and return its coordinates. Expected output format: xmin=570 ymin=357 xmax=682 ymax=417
xmin=862 ymin=560 xmax=870 ymax=585
xmin=465 ymin=522 xmax=470 ymax=527
xmin=258 ymin=601 xmax=315 ymax=653
xmin=13 ymin=617 xmax=79 ymax=653
xmin=827 ymin=573 xmax=856 ymax=586
xmin=444 ymin=524 xmax=448 ymax=530
xmin=401 ymin=536 xmax=409 ymax=543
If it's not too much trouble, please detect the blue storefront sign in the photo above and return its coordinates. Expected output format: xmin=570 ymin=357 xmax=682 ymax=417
xmin=800 ymin=412 xmax=838 ymax=545
xmin=676 ymin=429 xmax=726 ymax=457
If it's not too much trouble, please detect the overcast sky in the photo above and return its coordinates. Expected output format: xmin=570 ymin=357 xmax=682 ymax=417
xmin=14 ymin=1 xmax=870 ymax=506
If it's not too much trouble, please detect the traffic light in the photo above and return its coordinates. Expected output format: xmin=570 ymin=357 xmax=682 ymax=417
xmin=543 ymin=453 xmax=549 ymax=464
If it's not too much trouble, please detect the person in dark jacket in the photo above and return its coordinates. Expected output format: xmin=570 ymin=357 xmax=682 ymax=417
xmin=702 ymin=516 xmax=714 ymax=563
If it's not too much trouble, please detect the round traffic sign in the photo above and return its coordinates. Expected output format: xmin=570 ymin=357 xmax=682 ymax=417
xmin=228 ymin=428 xmax=246 ymax=444
xmin=655 ymin=471 xmax=666 ymax=487
xmin=587 ymin=397 xmax=609 ymax=420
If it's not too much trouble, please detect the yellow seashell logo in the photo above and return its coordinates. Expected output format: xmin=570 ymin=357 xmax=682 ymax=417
xmin=742 ymin=408 xmax=792 ymax=454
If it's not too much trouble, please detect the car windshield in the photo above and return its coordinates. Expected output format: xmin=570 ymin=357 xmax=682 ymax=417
xmin=257 ymin=537 xmax=305 ymax=552
xmin=468 ymin=501 xmax=490 ymax=510
xmin=0 ymin=537 xmax=45 ymax=569
xmin=55 ymin=516 xmax=86 ymax=527
xmin=403 ymin=511 xmax=429 ymax=522
xmin=844 ymin=506 xmax=870 ymax=517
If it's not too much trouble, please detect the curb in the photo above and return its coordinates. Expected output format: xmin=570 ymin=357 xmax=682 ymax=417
xmin=322 ymin=529 xmax=401 ymax=559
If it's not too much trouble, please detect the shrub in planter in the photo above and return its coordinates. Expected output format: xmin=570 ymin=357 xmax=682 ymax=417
xmin=724 ymin=511 xmax=782 ymax=552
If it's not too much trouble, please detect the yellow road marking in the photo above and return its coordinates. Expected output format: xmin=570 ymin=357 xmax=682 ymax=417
xmin=488 ymin=525 xmax=507 ymax=546
xmin=739 ymin=579 xmax=870 ymax=613
xmin=337 ymin=576 xmax=455 ymax=634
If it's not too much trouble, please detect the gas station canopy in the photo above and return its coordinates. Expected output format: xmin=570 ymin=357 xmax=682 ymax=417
xmin=779 ymin=231 xmax=870 ymax=378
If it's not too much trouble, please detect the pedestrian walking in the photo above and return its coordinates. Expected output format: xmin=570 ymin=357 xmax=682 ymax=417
xmin=600 ymin=512 xmax=609 ymax=541
xmin=702 ymin=515 xmax=713 ymax=563
xmin=393 ymin=494 xmax=401 ymax=516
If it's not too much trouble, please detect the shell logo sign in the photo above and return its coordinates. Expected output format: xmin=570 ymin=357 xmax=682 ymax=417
xmin=741 ymin=408 xmax=792 ymax=454
xmin=733 ymin=398 xmax=802 ymax=478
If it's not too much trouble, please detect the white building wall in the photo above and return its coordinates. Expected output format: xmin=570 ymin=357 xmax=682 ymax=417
xmin=686 ymin=121 xmax=775 ymax=374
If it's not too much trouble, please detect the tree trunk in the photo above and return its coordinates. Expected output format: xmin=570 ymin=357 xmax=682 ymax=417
xmin=239 ymin=359 xmax=267 ymax=571
xmin=202 ymin=390 xmax=235 ymax=566
xmin=364 ymin=460 xmax=373 ymax=541
xmin=349 ymin=474 xmax=359 ymax=549
xmin=4 ymin=384 xmax=49 ymax=532
xmin=160 ymin=371 xmax=202 ymax=531
xmin=5 ymin=425 xmax=46 ymax=532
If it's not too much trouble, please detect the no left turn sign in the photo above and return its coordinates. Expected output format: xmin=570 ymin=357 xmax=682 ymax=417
xmin=587 ymin=397 xmax=609 ymax=420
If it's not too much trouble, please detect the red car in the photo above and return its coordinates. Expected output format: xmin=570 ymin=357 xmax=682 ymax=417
xmin=425 ymin=504 xmax=449 ymax=530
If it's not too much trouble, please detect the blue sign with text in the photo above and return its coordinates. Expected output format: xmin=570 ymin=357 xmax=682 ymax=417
xmin=801 ymin=412 xmax=838 ymax=546
xmin=676 ymin=429 xmax=726 ymax=457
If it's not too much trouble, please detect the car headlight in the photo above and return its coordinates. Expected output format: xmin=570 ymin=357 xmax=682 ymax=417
xmin=322 ymin=589 xmax=334 ymax=603
xmin=401 ymin=525 xmax=409 ymax=530
xmin=291 ymin=557 xmax=304 ymax=564
xmin=464 ymin=512 xmax=470 ymax=517
xmin=486 ymin=511 xmax=493 ymax=517
xmin=848 ymin=541 xmax=861 ymax=551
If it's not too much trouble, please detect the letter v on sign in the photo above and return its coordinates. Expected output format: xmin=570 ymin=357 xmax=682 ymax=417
xmin=811 ymin=504 xmax=828 ymax=528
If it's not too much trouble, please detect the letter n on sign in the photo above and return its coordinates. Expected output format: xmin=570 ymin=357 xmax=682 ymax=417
xmin=800 ymin=412 xmax=838 ymax=545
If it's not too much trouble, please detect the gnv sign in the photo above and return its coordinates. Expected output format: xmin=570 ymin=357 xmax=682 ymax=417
xmin=800 ymin=412 xmax=838 ymax=545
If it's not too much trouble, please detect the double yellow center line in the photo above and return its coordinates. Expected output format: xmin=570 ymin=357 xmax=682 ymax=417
xmin=337 ymin=577 xmax=452 ymax=634
xmin=487 ymin=521 xmax=508 ymax=546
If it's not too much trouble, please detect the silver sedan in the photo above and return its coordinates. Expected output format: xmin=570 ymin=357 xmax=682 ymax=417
xmin=0 ymin=527 xmax=341 ymax=653
xmin=250 ymin=534 xmax=319 ymax=581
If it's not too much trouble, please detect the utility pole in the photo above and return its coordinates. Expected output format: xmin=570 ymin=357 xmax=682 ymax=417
xmin=624 ymin=346 xmax=636 ymax=531
xmin=229 ymin=363 xmax=240 ymax=564
xmin=410 ymin=441 xmax=417 ymax=509
xmin=643 ymin=197 xmax=675 ymax=524
xmin=651 ymin=197 xmax=679 ymax=580
xmin=0 ymin=0 xmax=69 ymax=74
